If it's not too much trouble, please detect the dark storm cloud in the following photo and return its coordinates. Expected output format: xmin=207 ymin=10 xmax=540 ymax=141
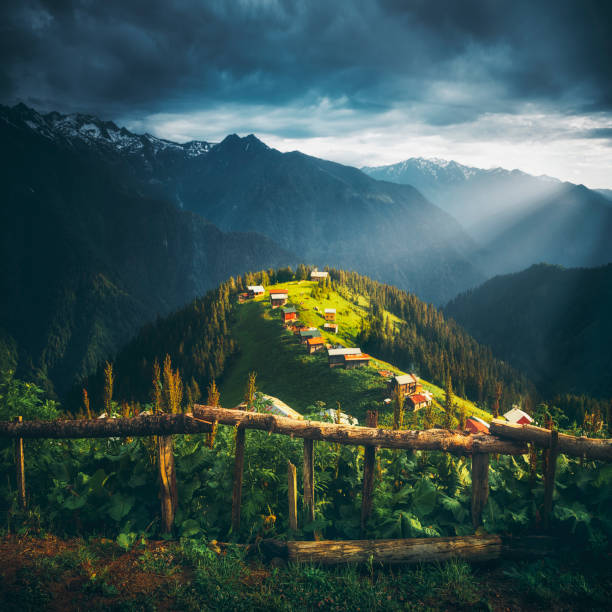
xmin=1 ymin=0 xmax=611 ymax=122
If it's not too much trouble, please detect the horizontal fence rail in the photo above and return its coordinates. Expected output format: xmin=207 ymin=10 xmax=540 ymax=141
xmin=191 ymin=405 xmax=528 ymax=455
xmin=0 ymin=413 xmax=212 ymax=439
xmin=490 ymin=419 xmax=612 ymax=461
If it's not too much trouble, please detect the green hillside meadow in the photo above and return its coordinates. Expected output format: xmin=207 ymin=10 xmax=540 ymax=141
xmin=220 ymin=280 xmax=490 ymax=423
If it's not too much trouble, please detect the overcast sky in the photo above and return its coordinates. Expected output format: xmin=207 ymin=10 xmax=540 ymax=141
xmin=2 ymin=0 xmax=611 ymax=187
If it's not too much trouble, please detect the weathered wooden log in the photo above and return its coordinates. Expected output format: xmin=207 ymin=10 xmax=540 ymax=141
xmin=157 ymin=435 xmax=177 ymax=533
xmin=490 ymin=419 xmax=612 ymax=461
xmin=361 ymin=410 xmax=378 ymax=531
xmin=471 ymin=450 xmax=489 ymax=529
xmin=543 ymin=430 xmax=559 ymax=529
xmin=14 ymin=417 xmax=26 ymax=510
xmin=288 ymin=461 xmax=298 ymax=531
xmin=0 ymin=414 xmax=212 ymax=439
xmin=232 ymin=427 xmax=246 ymax=532
xmin=193 ymin=405 xmax=527 ymax=455
xmin=303 ymin=439 xmax=315 ymax=523
xmin=258 ymin=534 xmax=557 ymax=565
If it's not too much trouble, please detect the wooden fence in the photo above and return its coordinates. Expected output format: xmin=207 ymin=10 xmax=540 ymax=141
xmin=1 ymin=407 xmax=610 ymax=564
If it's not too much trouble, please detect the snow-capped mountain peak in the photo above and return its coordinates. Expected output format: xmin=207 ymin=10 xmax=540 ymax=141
xmin=3 ymin=103 xmax=215 ymax=159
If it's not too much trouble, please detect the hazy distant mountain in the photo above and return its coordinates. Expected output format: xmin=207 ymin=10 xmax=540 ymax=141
xmin=445 ymin=263 xmax=612 ymax=398
xmin=0 ymin=104 xmax=293 ymax=394
xmin=596 ymin=188 xmax=612 ymax=202
xmin=362 ymin=157 xmax=564 ymax=237
xmin=363 ymin=157 xmax=612 ymax=276
xmin=478 ymin=184 xmax=612 ymax=276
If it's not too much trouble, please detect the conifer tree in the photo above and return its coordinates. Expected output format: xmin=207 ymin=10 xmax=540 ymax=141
xmin=163 ymin=354 xmax=183 ymax=414
xmin=82 ymin=388 xmax=92 ymax=420
xmin=392 ymin=388 xmax=404 ymax=430
xmin=493 ymin=381 xmax=502 ymax=418
xmin=206 ymin=380 xmax=220 ymax=448
xmin=444 ymin=375 xmax=454 ymax=430
xmin=152 ymin=358 xmax=162 ymax=413
xmin=103 ymin=361 xmax=114 ymax=416
xmin=244 ymin=371 xmax=257 ymax=410
xmin=186 ymin=377 xmax=201 ymax=408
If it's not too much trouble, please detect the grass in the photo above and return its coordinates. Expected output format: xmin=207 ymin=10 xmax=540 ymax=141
xmin=220 ymin=280 xmax=489 ymax=424
xmin=2 ymin=534 xmax=610 ymax=611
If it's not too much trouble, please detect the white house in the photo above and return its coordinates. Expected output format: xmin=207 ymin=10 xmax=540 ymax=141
xmin=503 ymin=407 xmax=534 ymax=425
xmin=310 ymin=269 xmax=329 ymax=280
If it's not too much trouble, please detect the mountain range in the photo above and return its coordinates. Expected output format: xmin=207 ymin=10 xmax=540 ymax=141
xmin=362 ymin=158 xmax=612 ymax=277
xmin=3 ymin=102 xmax=612 ymax=399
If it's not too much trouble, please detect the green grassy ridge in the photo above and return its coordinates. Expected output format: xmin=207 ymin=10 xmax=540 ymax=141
xmin=220 ymin=280 xmax=490 ymax=423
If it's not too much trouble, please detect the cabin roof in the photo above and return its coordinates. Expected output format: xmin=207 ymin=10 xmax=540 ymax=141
xmin=408 ymin=393 xmax=429 ymax=404
xmin=300 ymin=329 xmax=322 ymax=338
xmin=328 ymin=347 xmax=361 ymax=357
xmin=256 ymin=393 xmax=303 ymax=420
xmin=394 ymin=374 xmax=418 ymax=385
xmin=270 ymin=293 xmax=288 ymax=299
xmin=247 ymin=285 xmax=265 ymax=293
xmin=307 ymin=336 xmax=325 ymax=345
xmin=282 ymin=307 xmax=297 ymax=314
xmin=503 ymin=407 xmax=533 ymax=424
xmin=344 ymin=353 xmax=370 ymax=361
xmin=324 ymin=308 xmax=336 ymax=314
xmin=466 ymin=417 xmax=490 ymax=433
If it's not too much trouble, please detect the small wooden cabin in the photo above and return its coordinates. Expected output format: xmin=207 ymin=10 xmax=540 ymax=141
xmin=323 ymin=322 xmax=338 ymax=333
xmin=405 ymin=393 xmax=432 ymax=412
xmin=299 ymin=328 xmax=322 ymax=343
xmin=306 ymin=336 xmax=325 ymax=354
xmin=310 ymin=269 xmax=328 ymax=280
xmin=390 ymin=374 xmax=418 ymax=397
xmin=282 ymin=306 xmax=297 ymax=323
xmin=465 ymin=416 xmax=490 ymax=434
xmin=343 ymin=353 xmax=371 ymax=369
xmin=503 ymin=407 xmax=533 ymax=425
xmin=324 ymin=308 xmax=336 ymax=321
xmin=327 ymin=347 xmax=362 ymax=368
xmin=247 ymin=285 xmax=265 ymax=298
xmin=270 ymin=289 xmax=289 ymax=309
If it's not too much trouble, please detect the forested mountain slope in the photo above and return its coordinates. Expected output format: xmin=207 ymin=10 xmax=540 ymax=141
xmin=0 ymin=106 xmax=293 ymax=396
xmin=82 ymin=268 xmax=533 ymax=419
xmin=445 ymin=263 xmax=612 ymax=399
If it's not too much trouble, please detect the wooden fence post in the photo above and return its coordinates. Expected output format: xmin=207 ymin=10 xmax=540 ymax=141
xmin=14 ymin=416 xmax=26 ymax=510
xmin=288 ymin=461 xmax=298 ymax=531
xmin=471 ymin=446 xmax=489 ymax=529
xmin=232 ymin=427 xmax=246 ymax=532
xmin=303 ymin=438 xmax=315 ymax=523
xmin=543 ymin=429 xmax=559 ymax=529
xmin=361 ymin=410 xmax=378 ymax=532
xmin=157 ymin=434 xmax=178 ymax=533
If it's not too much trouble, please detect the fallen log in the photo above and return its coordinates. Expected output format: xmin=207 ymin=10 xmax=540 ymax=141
xmin=0 ymin=414 xmax=212 ymax=439
xmin=193 ymin=405 xmax=527 ymax=455
xmin=257 ymin=534 xmax=557 ymax=565
xmin=490 ymin=419 xmax=612 ymax=462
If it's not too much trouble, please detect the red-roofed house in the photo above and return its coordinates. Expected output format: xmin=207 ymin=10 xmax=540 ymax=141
xmin=343 ymin=353 xmax=371 ymax=369
xmin=270 ymin=289 xmax=289 ymax=309
xmin=406 ymin=393 xmax=432 ymax=411
xmin=306 ymin=336 xmax=326 ymax=354
xmin=465 ymin=416 xmax=490 ymax=434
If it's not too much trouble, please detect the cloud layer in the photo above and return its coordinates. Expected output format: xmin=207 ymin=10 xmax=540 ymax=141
xmin=2 ymin=0 xmax=611 ymax=186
